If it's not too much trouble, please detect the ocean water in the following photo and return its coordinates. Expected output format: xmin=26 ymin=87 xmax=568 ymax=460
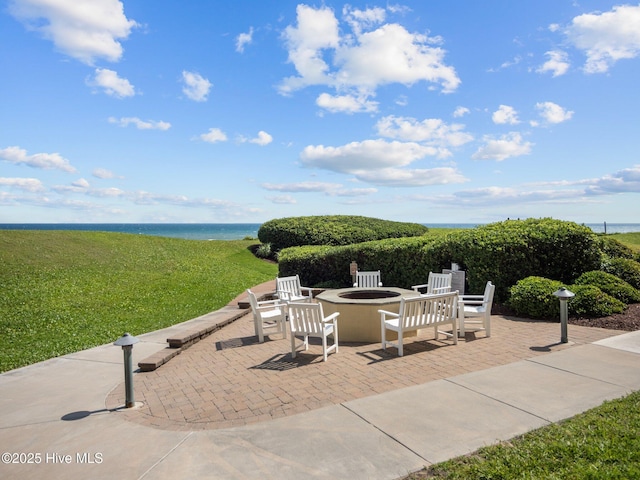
xmin=0 ymin=222 xmax=638 ymax=240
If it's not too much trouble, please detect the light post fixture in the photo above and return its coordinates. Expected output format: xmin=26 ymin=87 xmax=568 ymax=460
xmin=553 ymin=287 xmax=575 ymax=343
xmin=114 ymin=332 xmax=140 ymax=408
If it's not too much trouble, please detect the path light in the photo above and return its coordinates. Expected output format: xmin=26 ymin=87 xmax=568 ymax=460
xmin=553 ymin=287 xmax=575 ymax=343
xmin=114 ymin=333 xmax=140 ymax=408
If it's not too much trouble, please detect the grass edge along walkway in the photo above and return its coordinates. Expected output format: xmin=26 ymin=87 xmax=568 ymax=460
xmin=406 ymin=389 xmax=640 ymax=479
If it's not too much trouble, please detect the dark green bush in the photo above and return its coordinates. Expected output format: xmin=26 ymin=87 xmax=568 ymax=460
xmin=508 ymin=276 xmax=626 ymax=319
xmin=568 ymin=284 xmax=626 ymax=317
xmin=278 ymin=236 xmax=439 ymax=288
xmin=423 ymin=218 xmax=602 ymax=302
xmin=601 ymin=257 xmax=640 ymax=290
xmin=597 ymin=236 xmax=636 ymax=260
xmin=574 ymin=271 xmax=640 ymax=304
xmin=258 ymin=215 xmax=428 ymax=251
xmin=507 ymin=276 xmax=563 ymax=319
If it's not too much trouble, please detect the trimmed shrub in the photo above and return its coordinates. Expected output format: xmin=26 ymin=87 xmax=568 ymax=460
xmin=278 ymin=235 xmax=439 ymax=289
xmin=574 ymin=271 xmax=640 ymax=304
xmin=601 ymin=257 xmax=640 ymax=290
xmin=423 ymin=218 xmax=602 ymax=302
xmin=597 ymin=236 xmax=635 ymax=260
xmin=507 ymin=276 xmax=563 ymax=319
xmin=258 ymin=215 xmax=428 ymax=251
xmin=568 ymin=284 xmax=626 ymax=317
xmin=508 ymin=276 xmax=626 ymax=319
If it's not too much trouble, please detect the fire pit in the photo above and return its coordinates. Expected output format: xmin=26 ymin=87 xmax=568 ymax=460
xmin=316 ymin=287 xmax=419 ymax=343
xmin=338 ymin=290 xmax=401 ymax=300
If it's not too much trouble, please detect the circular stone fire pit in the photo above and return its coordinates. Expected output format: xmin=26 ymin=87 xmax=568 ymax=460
xmin=316 ymin=287 xmax=419 ymax=343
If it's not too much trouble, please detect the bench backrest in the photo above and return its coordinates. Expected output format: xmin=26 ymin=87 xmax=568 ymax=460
xmin=398 ymin=291 xmax=458 ymax=330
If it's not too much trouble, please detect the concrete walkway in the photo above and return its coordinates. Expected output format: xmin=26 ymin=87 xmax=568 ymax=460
xmin=1 ymin=283 xmax=639 ymax=480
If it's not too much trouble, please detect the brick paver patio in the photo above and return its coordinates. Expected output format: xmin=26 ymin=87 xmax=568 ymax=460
xmin=106 ymin=289 xmax=624 ymax=431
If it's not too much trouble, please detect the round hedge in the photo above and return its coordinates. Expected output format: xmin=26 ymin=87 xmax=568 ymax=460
xmin=258 ymin=215 xmax=428 ymax=252
xmin=574 ymin=271 xmax=640 ymax=304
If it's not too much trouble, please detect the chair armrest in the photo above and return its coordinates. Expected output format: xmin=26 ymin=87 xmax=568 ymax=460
xmin=300 ymin=286 xmax=314 ymax=298
xmin=378 ymin=309 xmax=399 ymax=320
xmin=431 ymin=286 xmax=451 ymax=294
xmin=411 ymin=283 xmax=428 ymax=292
xmin=459 ymin=294 xmax=483 ymax=300
xmin=322 ymin=312 xmax=340 ymax=322
xmin=256 ymin=299 xmax=283 ymax=307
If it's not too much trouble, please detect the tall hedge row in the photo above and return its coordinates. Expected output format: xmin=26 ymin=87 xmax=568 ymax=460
xmin=278 ymin=236 xmax=440 ymax=289
xmin=278 ymin=218 xmax=602 ymax=303
xmin=420 ymin=219 xmax=602 ymax=301
xmin=258 ymin=215 xmax=428 ymax=252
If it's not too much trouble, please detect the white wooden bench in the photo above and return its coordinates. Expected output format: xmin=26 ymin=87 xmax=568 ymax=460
xmin=379 ymin=291 xmax=458 ymax=356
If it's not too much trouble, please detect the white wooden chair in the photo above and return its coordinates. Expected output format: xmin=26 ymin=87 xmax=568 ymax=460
xmin=459 ymin=281 xmax=495 ymax=338
xmin=246 ymin=289 xmax=287 ymax=343
xmin=411 ymin=272 xmax=452 ymax=295
xmin=353 ymin=270 xmax=382 ymax=287
xmin=288 ymin=302 xmax=339 ymax=362
xmin=380 ymin=291 xmax=458 ymax=357
xmin=276 ymin=274 xmax=313 ymax=303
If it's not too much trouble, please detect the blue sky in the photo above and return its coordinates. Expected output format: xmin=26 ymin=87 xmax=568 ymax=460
xmin=1 ymin=0 xmax=639 ymax=224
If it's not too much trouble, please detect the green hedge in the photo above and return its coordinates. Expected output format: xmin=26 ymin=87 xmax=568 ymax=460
xmin=574 ymin=271 xmax=640 ymax=304
xmin=601 ymin=257 xmax=640 ymax=290
xmin=508 ymin=276 xmax=626 ymax=319
xmin=422 ymin=218 xmax=602 ymax=301
xmin=278 ymin=236 xmax=440 ymax=289
xmin=258 ymin=215 xmax=428 ymax=252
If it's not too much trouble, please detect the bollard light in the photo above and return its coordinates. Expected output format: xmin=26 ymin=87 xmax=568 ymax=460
xmin=114 ymin=333 xmax=140 ymax=408
xmin=553 ymin=287 xmax=575 ymax=343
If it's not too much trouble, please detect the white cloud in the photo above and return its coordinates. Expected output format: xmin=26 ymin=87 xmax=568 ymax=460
xmin=199 ymin=128 xmax=227 ymax=143
xmin=586 ymin=164 xmax=640 ymax=194
xmin=261 ymin=181 xmax=377 ymax=196
xmin=279 ymin=4 xmax=460 ymax=109
xmin=249 ymin=131 xmax=273 ymax=146
xmin=453 ymin=106 xmax=469 ymax=118
xmin=0 ymin=177 xmax=45 ymax=192
xmin=9 ymin=0 xmax=138 ymax=65
xmin=537 ymin=50 xmax=570 ymax=77
xmin=354 ymin=167 xmax=467 ymax=187
xmin=181 ymin=71 xmax=212 ymax=102
xmin=300 ymin=139 xmax=435 ymax=173
xmin=564 ymin=5 xmax=640 ymax=73
xmin=89 ymin=68 xmax=135 ymax=98
xmin=299 ymin=138 xmax=468 ymax=187
xmin=375 ymin=115 xmax=473 ymax=156
xmin=492 ymin=105 xmax=519 ymax=125
xmin=316 ymin=92 xmax=378 ymax=113
xmin=535 ymin=101 xmax=574 ymax=124
xmin=0 ymin=146 xmax=77 ymax=172
xmin=472 ymin=132 xmax=533 ymax=161
xmin=92 ymin=168 xmax=121 ymax=179
xmin=108 ymin=117 xmax=171 ymax=130
xmin=342 ymin=5 xmax=386 ymax=35
xmin=236 ymin=27 xmax=253 ymax=53
xmin=266 ymin=194 xmax=297 ymax=204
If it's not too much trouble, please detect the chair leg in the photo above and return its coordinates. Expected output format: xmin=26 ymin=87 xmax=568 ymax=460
xmin=397 ymin=332 xmax=403 ymax=357
xmin=485 ymin=314 xmax=491 ymax=337
xmin=381 ymin=323 xmax=387 ymax=351
xmin=334 ymin=321 xmax=338 ymax=354
xmin=290 ymin=332 xmax=296 ymax=358
xmin=322 ymin=334 xmax=328 ymax=362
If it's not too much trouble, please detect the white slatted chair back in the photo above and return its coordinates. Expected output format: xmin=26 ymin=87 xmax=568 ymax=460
xmin=276 ymin=275 xmax=312 ymax=302
xmin=288 ymin=302 xmax=339 ymax=361
xmin=354 ymin=270 xmax=382 ymax=288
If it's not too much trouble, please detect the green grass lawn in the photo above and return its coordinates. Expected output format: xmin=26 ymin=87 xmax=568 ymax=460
xmin=0 ymin=230 xmax=277 ymax=373
xmin=408 ymin=390 xmax=640 ymax=479
xmin=609 ymin=232 xmax=640 ymax=252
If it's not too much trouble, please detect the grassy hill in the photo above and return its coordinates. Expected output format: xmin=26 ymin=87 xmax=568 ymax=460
xmin=0 ymin=230 xmax=277 ymax=372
